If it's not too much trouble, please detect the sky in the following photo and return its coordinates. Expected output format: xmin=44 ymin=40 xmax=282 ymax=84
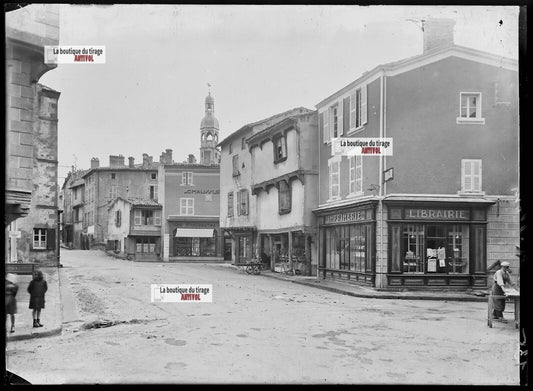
xmin=34 ymin=4 xmax=520 ymax=184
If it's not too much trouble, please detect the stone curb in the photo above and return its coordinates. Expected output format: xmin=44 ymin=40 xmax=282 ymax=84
xmin=256 ymin=268 xmax=487 ymax=303
xmin=6 ymin=327 xmax=62 ymax=342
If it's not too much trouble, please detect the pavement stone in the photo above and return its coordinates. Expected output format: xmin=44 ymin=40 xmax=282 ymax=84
xmin=6 ymin=267 xmax=63 ymax=342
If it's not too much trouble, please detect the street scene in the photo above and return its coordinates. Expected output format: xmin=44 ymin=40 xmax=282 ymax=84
xmin=5 ymin=4 xmax=524 ymax=386
xmin=6 ymin=250 xmax=520 ymax=384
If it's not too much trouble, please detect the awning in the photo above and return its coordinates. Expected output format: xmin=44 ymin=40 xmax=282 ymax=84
xmin=175 ymin=229 xmax=214 ymax=238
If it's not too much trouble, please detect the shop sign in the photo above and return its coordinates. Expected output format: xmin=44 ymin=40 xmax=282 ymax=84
xmin=174 ymin=222 xmax=217 ymax=229
xmin=405 ymin=208 xmax=470 ymax=220
xmin=324 ymin=208 xmax=372 ymax=225
xmin=184 ymin=189 xmax=220 ymax=195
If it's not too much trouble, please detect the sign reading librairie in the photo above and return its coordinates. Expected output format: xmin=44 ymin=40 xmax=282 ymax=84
xmin=44 ymin=46 xmax=106 ymax=64
xmin=404 ymin=208 xmax=470 ymax=220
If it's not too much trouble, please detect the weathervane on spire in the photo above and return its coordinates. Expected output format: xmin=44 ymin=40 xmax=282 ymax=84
xmin=207 ymin=83 xmax=211 ymax=95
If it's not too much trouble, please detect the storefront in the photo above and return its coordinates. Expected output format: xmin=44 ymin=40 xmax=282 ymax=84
xmin=225 ymin=227 xmax=256 ymax=265
xmin=257 ymin=229 xmax=313 ymax=275
xmin=169 ymin=220 xmax=224 ymax=261
xmin=316 ymin=201 xmax=377 ymax=285
xmin=385 ymin=201 xmax=493 ymax=288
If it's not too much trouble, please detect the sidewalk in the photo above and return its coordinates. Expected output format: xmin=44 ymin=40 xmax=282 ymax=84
xmin=6 ymin=267 xmax=63 ymax=342
xmin=243 ymin=267 xmax=489 ymax=302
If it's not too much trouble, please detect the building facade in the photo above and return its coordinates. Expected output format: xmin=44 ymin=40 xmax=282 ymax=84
xmin=81 ymin=153 xmax=164 ymax=247
xmin=248 ymin=110 xmax=319 ymax=275
xmin=107 ymin=197 xmax=162 ymax=259
xmin=8 ymin=85 xmax=61 ymax=265
xmin=160 ymin=163 xmax=223 ymax=261
xmin=219 ymin=107 xmax=318 ymax=270
xmin=314 ymin=19 xmax=519 ymax=290
xmin=5 ymin=4 xmax=60 ymax=265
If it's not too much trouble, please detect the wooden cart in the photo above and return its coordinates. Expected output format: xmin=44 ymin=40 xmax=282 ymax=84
xmin=487 ymin=290 xmax=520 ymax=329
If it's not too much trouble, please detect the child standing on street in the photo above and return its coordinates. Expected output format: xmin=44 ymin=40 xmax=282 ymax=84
xmin=5 ymin=273 xmax=19 ymax=333
xmin=27 ymin=270 xmax=48 ymax=328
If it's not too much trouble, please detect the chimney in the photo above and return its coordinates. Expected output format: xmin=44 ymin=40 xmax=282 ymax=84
xmin=142 ymin=153 xmax=149 ymax=167
xmin=90 ymin=157 xmax=99 ymax=169
xmin=109 ymin=154 xmax=125 ymax=168
xmin=128 ymin=156 xmax=135 ymax=168
xmin=423 ymin=18 xmax=456 ymax=53
xmin=166 ymin=149 xmax=173 ymax=164
xmin=188 ymin=154 xmax=197 ymax=164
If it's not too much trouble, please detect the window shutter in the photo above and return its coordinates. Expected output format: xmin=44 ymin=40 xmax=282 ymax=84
xmin=318 ymin=112 xmax=324 ymax=142
xmin=350 ymin=93 xmax=356 ymax=130
xmin=361 ymin=84 xmax=368 ymax=125
xmin=236 ymin=190 xmax=242 ymax=215
xmin=46 ymin=228 xmax=55 ymax=250
xmin=134 ymin=209 xmax=141 ymax=225
xmin=463 ymin=160 xmax=472 ymax=191
xmin=244 ymin=190 xmax=249 ymax=215
xmin=337 ymin=102 xmax=343 ymax=138
xmin=323 ymin=109 xmax=329 ymax=143
xmin=155 ymin=210 xmax=161 ymax=226
xmin=181 ymin=172 xmax=185 ymax=185
xmin=473 ymin=160 xmax=481 ymax=191
xmin=343 ymin=97 xmax=350 ymax=135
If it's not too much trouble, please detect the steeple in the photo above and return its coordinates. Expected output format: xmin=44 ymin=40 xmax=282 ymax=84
xmin=200 ymin=85 xmax=220 ymax=165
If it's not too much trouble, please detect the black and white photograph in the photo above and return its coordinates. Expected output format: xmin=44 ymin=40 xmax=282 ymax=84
xmin=5 ymin=3 xmax=524 ymax=385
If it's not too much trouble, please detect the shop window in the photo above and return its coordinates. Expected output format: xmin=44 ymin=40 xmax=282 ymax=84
xmin=457 ymin=92 xmax=485 ymax=124
xmin=273 ymin=135 xmax=287 ymax=163
xmin=180 ymin=198 xmax=194 ymax=216
xmin=238 ymin=236 xmax=250 ymax=261
xmin=461 ymin=159 xmax=482 ymax=193
xmin=237 ymin=189 xmax=249 ymax=216
xmin=278 ymin=180 xmax=291 ymax=214
xmin=328 ymin=157 xmax=341 ymax=200
xmin=136 ymin=237 xmax=156 ymax=254
xmin=33 ymin=228 xmax=47 ymax=249
xmin=227 ymin=192 xmax=234 ymax=217
xmin=403 ymin=225 xmax=425 ymax=273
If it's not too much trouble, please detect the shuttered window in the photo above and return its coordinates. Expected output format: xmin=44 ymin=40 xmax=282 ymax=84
xmin=349 ymin=155 xmax=363 ymax=195
xmin=329 ymin=158 xmax=341 ymax=199
xmin=33 ymin=228 xmax=47 ymax=249
xmin=350 ymin=84 xmax=368 ymax=130
xmin=227 ymin=192 xmax=234 ymax=217
xmin=323 ymin=109 xmax=329 ymax=143
xmin=461 ymin=159 xmax=482 ymax=192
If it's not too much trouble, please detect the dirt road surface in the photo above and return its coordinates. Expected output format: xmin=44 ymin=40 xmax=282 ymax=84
xmin=6 ymin=250 xmax=520 ymax=384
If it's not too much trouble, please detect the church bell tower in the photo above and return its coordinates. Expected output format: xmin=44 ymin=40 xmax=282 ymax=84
xmin=200 ymin=87 xmax=220 ymax=165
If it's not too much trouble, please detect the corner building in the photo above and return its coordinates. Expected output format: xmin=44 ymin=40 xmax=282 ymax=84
xmin=314 ymin=19 xmax=519 ymax=290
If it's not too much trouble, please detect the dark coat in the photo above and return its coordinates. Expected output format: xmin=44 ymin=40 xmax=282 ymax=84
xmin=5 ymin=281 xmax=18 ymax=314
xmin=28 ymin=278 xmax=48 ymax=310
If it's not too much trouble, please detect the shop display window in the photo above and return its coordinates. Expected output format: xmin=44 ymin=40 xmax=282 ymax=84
xmin=399 ymin=224 xmax=469 ymax=274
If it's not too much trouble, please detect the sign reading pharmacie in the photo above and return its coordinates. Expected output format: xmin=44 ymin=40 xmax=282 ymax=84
xmin=323 ymin=207 xmax=374 ymax=225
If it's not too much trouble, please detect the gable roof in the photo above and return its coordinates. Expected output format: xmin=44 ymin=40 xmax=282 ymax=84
xmin=316 ymin=44 xmax=518 ymax=108
xmin=218 ymin=107 xmax=314 ymax=147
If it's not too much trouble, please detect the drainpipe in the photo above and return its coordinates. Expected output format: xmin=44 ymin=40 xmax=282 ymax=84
xmin=57 ymin=209 xmax=62 ymax=267
xmin=378 ymin=72 xmax=385 ymax=288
